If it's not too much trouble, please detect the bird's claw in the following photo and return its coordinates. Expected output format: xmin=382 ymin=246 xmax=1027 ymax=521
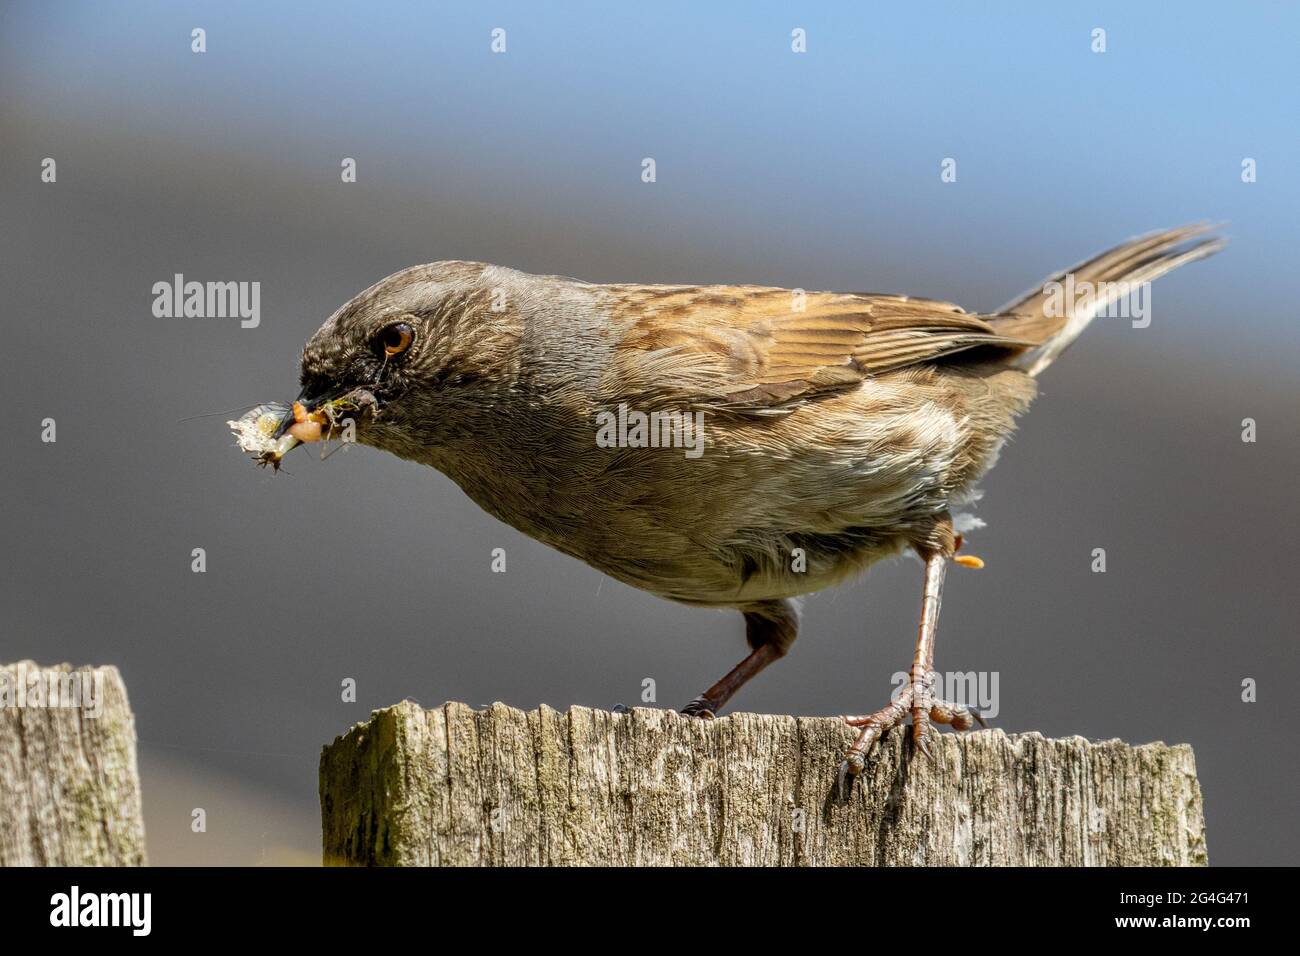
xmin=836 ymin=756 xmax=862 ymax=800
xmin=914 ymin=732 xmax=935 ymax=762
xmin=680 ymin=696 xmax=716 ymax=719
xmin=838 ymin=680 xmax=989 ymax=789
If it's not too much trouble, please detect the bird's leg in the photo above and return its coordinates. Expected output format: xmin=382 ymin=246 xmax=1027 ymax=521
xmin=839 ymin=515 xmax=985 ymax=784
xmin=681 ymin=599 xmax=798 ymax=718
xmin=680 ymin=645 xmax=780 ymax=719
xmin=907 ymin=542 xmax=948 ymax=757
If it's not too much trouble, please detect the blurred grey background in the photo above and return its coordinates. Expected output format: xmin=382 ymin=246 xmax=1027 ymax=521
xmin=2 ymin=1 xmax=1296 ymax=865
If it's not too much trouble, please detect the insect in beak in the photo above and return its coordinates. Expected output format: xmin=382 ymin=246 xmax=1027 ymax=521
xmin=229 ymin=397 xmax=331 ymax=470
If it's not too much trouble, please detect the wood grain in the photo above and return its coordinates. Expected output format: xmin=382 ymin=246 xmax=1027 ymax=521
xmin=0 ymin=661 xmax=147 ymax=866
xmin=320 ymin=701 xmax=1206 ymax=866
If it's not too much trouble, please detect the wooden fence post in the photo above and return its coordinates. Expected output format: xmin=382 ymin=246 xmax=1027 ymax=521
xmin=0 ymin=661 xmax=147 ymax=866
xmin=320 ymin=701 xmax=1206 ymax=866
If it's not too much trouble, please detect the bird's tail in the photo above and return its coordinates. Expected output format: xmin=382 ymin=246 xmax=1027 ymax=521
xmin=989 ymin=224 xmax=1225 ymax=377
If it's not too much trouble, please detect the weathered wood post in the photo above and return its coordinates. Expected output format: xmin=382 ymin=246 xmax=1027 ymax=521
xmin=320 ymin=700 xmax=1206 ymax=866
xmin=0 ymin=661 xmax=147 ymax=866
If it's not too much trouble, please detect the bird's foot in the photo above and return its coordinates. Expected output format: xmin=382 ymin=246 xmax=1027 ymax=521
xmin=680 ymin=696 xmax=717 ymax=719
xmin=836 ymin=681 xmax=986 ymax=797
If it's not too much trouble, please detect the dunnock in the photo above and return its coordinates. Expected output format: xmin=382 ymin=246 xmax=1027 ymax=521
xmin=236 ymin=224 xmax=1222 ymax=783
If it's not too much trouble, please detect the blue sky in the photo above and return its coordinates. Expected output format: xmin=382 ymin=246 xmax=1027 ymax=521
xmin=5 ymin=1 xmax=1296 ymax=345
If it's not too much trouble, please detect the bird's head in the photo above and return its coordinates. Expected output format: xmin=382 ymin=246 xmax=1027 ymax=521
xmin=259 ymin=261 xmax=523 ymax=467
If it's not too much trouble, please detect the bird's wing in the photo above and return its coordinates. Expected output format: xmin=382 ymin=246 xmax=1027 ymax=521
xmin=606 ymin=285 xmax=1031 ymax=413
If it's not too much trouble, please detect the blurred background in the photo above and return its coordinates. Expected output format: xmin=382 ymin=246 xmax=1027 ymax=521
xmin=1 ymin=1 xmax=1296 ymax=865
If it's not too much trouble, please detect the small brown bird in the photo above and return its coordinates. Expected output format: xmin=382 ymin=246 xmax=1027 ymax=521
xmin=247 ymin=225 xmax=1221 ymax=783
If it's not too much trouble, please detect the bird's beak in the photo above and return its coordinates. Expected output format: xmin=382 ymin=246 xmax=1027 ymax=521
xmin=269 ymin=389 xmax=335 ymax=439
xmin=259 ymin=390 xmax=337 ymax=467
xmin=268 ymin=403 xmax=298 ymax=441
xmin=229 ymin=387 xmax=363 ymax=470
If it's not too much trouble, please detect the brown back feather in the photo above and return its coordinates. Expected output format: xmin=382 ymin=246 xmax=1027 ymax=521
xmin=610 ymin=285 xmax=1032 ymax=411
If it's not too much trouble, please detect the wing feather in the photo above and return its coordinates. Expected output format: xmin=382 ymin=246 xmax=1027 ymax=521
xmin=608 ymin=285 xmax=1030 ymax=412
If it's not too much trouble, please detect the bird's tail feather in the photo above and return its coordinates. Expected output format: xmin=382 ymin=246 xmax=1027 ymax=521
xmin=990 ymin=223 xmax=1225 ymax=377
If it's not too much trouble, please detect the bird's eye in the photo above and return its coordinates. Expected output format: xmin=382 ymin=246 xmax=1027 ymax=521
xmin=377 ymin=322 xmax=415 ymax=357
